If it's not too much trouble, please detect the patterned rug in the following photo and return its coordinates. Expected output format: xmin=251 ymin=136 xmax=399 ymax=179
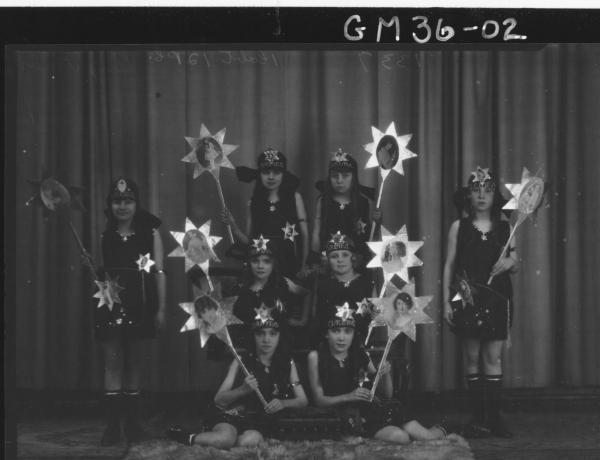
xmin=125 ymin=437 xmax=474 ymax=460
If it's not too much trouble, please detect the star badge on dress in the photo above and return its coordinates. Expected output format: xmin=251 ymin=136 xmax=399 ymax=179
xmin=336 ymin=302 xmax=355 ymax=321
xmin=136 ymin=253 xmax=155 ymax=273
xmin=281 ymin=222 xmax=299 ymax=242
xmin=178 ymin=294 xmax=240 ymax=347
xmin=182 ymin=123 xmax=239 ymax=179
xmin=93 ymin=274 xmax=124 ymax=311
xmin=363 ymin=122 xmax=417 ymax=177
xmin=367 ymin=225 xmax=423 ymax=287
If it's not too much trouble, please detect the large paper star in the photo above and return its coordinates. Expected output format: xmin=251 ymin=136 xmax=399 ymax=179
xmin=503 ymin=167 xmax=545 ymax=215
xmin=281 ymin=222 xmax=299 ymax=242
xmin=25 ymin=176 xmax=85 ymax=213
xmin=169 ymin=218 xmax=221 ymax=273
xmin=182 ymin=123 xmax=238 ymax=179
xmin=363 ymin=122 xmax=417 ymax=178
xmin=370 ymin=281 xmax=434 ymax=342
xmin=367 ymin=225 xmax=423 ymax=285
xmin=93 ymin=274 xmax=124 ymax=311
xmin=178 ymin=294 xmax=240 ymax=347
xmin=136 ymin=253 xmax=155 ymax=273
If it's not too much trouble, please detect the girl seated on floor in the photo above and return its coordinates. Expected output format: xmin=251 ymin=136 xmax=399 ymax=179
xmin=307 ymin=304 xmax=459 ymax=444
xmin=167 ymin=303 xmax=308 ymax=448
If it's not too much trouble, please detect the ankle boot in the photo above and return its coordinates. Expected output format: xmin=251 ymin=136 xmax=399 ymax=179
xmin=122 ymin=390 xmax=145 ymax=442
xmin=484 ymin=374 xmax=512 ymax=438
xmin=100 ymin=391 xmax=122 ymax=446
xmin=462 ymin=374 xmax=490 ymax=438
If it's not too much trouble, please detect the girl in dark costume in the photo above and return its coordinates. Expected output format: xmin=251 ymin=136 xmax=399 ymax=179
xmin=311 ymin=232 xmax=374 ymax=347
xmin=95 ymin=178 xmax=166 ymax=445
xmin=222 ymin=148 xmax=309 ymax=278
xmin=443 ymin=167 xmax=518 ymax=438
xmin=168 ymin=305 xmax=308 ymax=448
xmin=309 ymin=149 xmax=380 ymax=271
xmin=307 ymin=306 xmax=453 ymax=443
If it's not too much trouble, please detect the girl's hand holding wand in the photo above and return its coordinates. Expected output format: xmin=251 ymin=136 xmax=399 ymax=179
xmin=489 ymin=257 xmax=516 ymax=279
xmin=443 ymin=302 xmax=455 ymax=327
xmin=350 ymin=387 xmax=372 ymax=402
xmin=241 ymin=374 xmax=259 ymax=394
xmin=265 ymin=399 xmax=285 ymax=415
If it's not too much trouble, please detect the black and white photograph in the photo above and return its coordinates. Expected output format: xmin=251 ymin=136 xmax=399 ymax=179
xmin=4 ymin=5 xmax=600 ymax=460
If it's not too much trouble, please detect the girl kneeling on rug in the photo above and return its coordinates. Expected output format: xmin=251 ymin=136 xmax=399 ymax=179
xmin=168 ymin=306 xmax=308 ymax=448
xmin=307 ymin=306 xmax=453 ymax=444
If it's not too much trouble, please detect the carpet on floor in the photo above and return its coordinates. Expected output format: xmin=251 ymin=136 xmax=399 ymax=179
xmin=124 ymin=436 xmax=473 ymax=460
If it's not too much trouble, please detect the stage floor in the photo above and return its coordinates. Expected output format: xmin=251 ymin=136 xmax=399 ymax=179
xmin=13 ymin=407 xmax=600 ymax=460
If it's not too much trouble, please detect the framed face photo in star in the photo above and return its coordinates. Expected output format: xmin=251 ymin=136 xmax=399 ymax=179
xmin=40 ymin=179 xmax=71 ymax=211
xmin=376 ymin=135 xmax=400 ymax=170
xmin=196 ymin=136 xmax=224 ymax=169
xmin=182 ymin=229 xmax=214 ymax=264
xmin=381 ymin=239 xmax=407 ymax=273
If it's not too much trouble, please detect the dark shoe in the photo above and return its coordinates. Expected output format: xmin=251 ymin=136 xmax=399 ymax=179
xmin=461 ymin=420 xmax=491 ymax=438
xmin=123 ymin=417 xmax=145 ymax=443
xmin=167 ymin=425 xmax=197 ymax=446
xmin=101 ymin=420 xmax=121 ymax=446
xmin=489 ymin=416 xmax=513 ymax=438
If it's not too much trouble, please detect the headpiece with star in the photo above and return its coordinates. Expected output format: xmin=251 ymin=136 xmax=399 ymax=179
xmin=326 ymin=231 xmax=356 ymax=255
xmin=258 ymin=148 xmax=286 ymax=171
xmin=468 ymin=166 xmax=493 ymax=187
xmin=169 ymin=218 xmax=222 ymax=289
xmin=252 ymin=303 xmax=281 ymax=330
xmin=329 ymin=148 xmax=356 ymax=173
xmin=182 ymin=123 xmax=238 ymax=179
xmin=249 ymin=234 xmax=274 ymax=258
xmin=327 ymin=302 xmax=357 ymax=329
xmin=367 ymin=225 xmax=423 ymax=289
xmin=108 ymin=177 xmax=138 ymax=203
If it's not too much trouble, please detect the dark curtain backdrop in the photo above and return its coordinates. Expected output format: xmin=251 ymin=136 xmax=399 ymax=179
xmin=13 ymin=45 xmax=600 ymax=392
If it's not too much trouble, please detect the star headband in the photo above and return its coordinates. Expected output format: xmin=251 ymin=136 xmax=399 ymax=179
xmin=329 ymin=149 xmax=356 ymax=172
xmin=328 ymin=302 xmax=357 ymax=329
xmin=468 ymin=167 xmax=496 ymax=192
xmin=108 ymin=178 xmax=138 ymax=202
xmin=252 ymin=303 xmax=281 ymax=330
xmin=326 ymin=231 xmax=355 ymax=255
xmin=258 ymin=148 xmax=286 ymax=171
xmin=250 ymin=235 xmax=273 ymax=257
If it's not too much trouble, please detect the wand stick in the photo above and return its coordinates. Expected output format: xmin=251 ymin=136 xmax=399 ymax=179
xmin=213 ymin=174 xmax=235 ymax=244
xmin=67 ymin=220 xmax=99 ymax=281
xmin=369 ymin=334 xmax=394 ymax=401
xmin=487 ymin=213 xmax=525 ymax=285
xmin=368 ymin=180 xmax=385 ymax=241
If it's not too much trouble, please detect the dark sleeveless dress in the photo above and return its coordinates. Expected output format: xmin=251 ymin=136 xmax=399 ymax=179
xmin=450 ymin=218 xmax=514 ymax=340
xmin=319 ymin=194 xmax=371 ymax=266
xmin=311 ymin=273 xmax=374 ymax=347
xmin=94 ymin=213 xmax=161 ymax=341
xmin=250 ymin=194 xmax=301 ymax=278
xmin=316 ymin=346 xmax=408 ymax=436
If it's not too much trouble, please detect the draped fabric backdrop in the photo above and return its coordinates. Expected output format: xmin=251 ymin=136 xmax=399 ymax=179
xmin=13 ymin=45 xmax=600 ymax=393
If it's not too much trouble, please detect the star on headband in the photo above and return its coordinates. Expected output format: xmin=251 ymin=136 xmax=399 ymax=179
xmin=281 ymin=222 xmax=299 ymax=242
xmin=169 ymin=218 xmax=221 ymax=288
xmin=93 ymin=274 xmax=124 ymax=311
xmin=331 ymin=148 xmax=349 ymax=163
xmin=363 ymin=122 xmax=417 ymax=177
xmin=335 ymin=302 xmax=355 ymax=321
xmin=503 ymin=167 xmax=545 ymax=214
xmin=136 ymin=253 xmax=155 ymax=273
xmin=254 ymin=303 xmax=272 ymax=324
xmin=263 ymin=149 xmax=280 ymax=164
xmin=178 ymin=294 xmax=240 ymax=347
xmin=367 ymin=225 xmax=423 ymax=285
xmin=370 ymin=280 xmax=434 ymax=342
xmin=252 ymin=235 xmax=270 ymax=252
xmin=182 ymin=123 xmax=238 ymax=179
xmin=470 ymin=166 xmax=492 ymax=186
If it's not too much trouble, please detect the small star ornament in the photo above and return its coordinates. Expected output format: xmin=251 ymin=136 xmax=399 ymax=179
xmin=178 ymin=294 xmax=240 ymax=347
xmin=254 ymin=303 xmax=272 ymax=324
xmin=252 ymin=235 xmax=271 ymax=254
xmin=182 ymin=123 xmax=238 ymax=179
xmin=470 ymin=166 xmax=492 ymax=186
xmin=281 ymin=222 xmax=299 ymax=242
xmin=169 ymin=218 xmax=221 ymax=273
xmin=355 ymin=298 xmax=373 ymax=317
xmin=363 ymin=122 xmax=417 ymax=178
xmin=335 ymin=302 xmax=356 ymax=321
xmin=136 ymin=253 xmax=155 ymax=273
xmin=93 ymin=274 xmax=125 ymax=311
xmin=367 ymin=225 xmax=423 ymax=285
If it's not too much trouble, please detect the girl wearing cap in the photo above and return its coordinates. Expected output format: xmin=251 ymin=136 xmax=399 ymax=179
xmin=222 ymin=148 xmax=309 ymax=278
xmin=309 ymin=149 xmax=379 ymax=271
xmin=95 ymin=178 xmax=166 ymax=445
xmin=307 ymin=305 xmax=453 ymax=443
xmin=168 ymin=305 xmax=308 ymax=448
xmin=311 ymin=232 xmax=374 ymax=347
xmin=443 ymin=167 xmax=518 ymax=438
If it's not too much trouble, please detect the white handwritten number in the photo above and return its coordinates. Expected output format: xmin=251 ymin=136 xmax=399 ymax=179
xmin=358 ymin=51 xmax=372 ymax=73
xmin=412 ymin=16 xmax=432 ymax=44
xmin=503 ymin=18 xmax=526 ymax=41
xmin=435 ymin=18 xmax=455 ymax=42
xmin=167 ymin=51 xmax=182 ymax=65
xmin=481 ymin=20 xmax=500 ymax=39
xmin=381 ymin=53 xmax=393 ymax=70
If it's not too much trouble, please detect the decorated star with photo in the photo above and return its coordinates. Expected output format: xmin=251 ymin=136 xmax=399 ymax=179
xmin=182 ymin=123 xmax=239 ymax=179
xmin=363 ymin=122 xmax=417 ymax=178
xmin=503 ymin=167 xmax=546 ymax=215
xmin=178 ymin=294 xmax=240 ymax=347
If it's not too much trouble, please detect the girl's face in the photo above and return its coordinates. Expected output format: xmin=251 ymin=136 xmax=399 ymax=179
xmin=329 ymin=171 xmax=353 ymax=194
xmin=260 ymin=169 xmax=283 ymax=191
xmin=111 ymin=198 xmax=136 ymax=223
xmin=250 ymin=254 xmax=274 ymax=281
xmin=327 ymin=326 xmax=354 ymax=354
xmin=254 ymin=327 xmax=280 ymax=356
xmin=394 ymin=298 xmax=410 ymax=315
xmin=469 ymin=182 xmax=495 ymax=213
xmin=328 ymin=250 xmax=354 ymax=276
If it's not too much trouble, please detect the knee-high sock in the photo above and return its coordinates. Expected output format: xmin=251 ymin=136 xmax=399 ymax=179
xmin=483 ymin=374 xmax=503 ymax=423
xmin=466 ymin=373 xmax=484 ymax=423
